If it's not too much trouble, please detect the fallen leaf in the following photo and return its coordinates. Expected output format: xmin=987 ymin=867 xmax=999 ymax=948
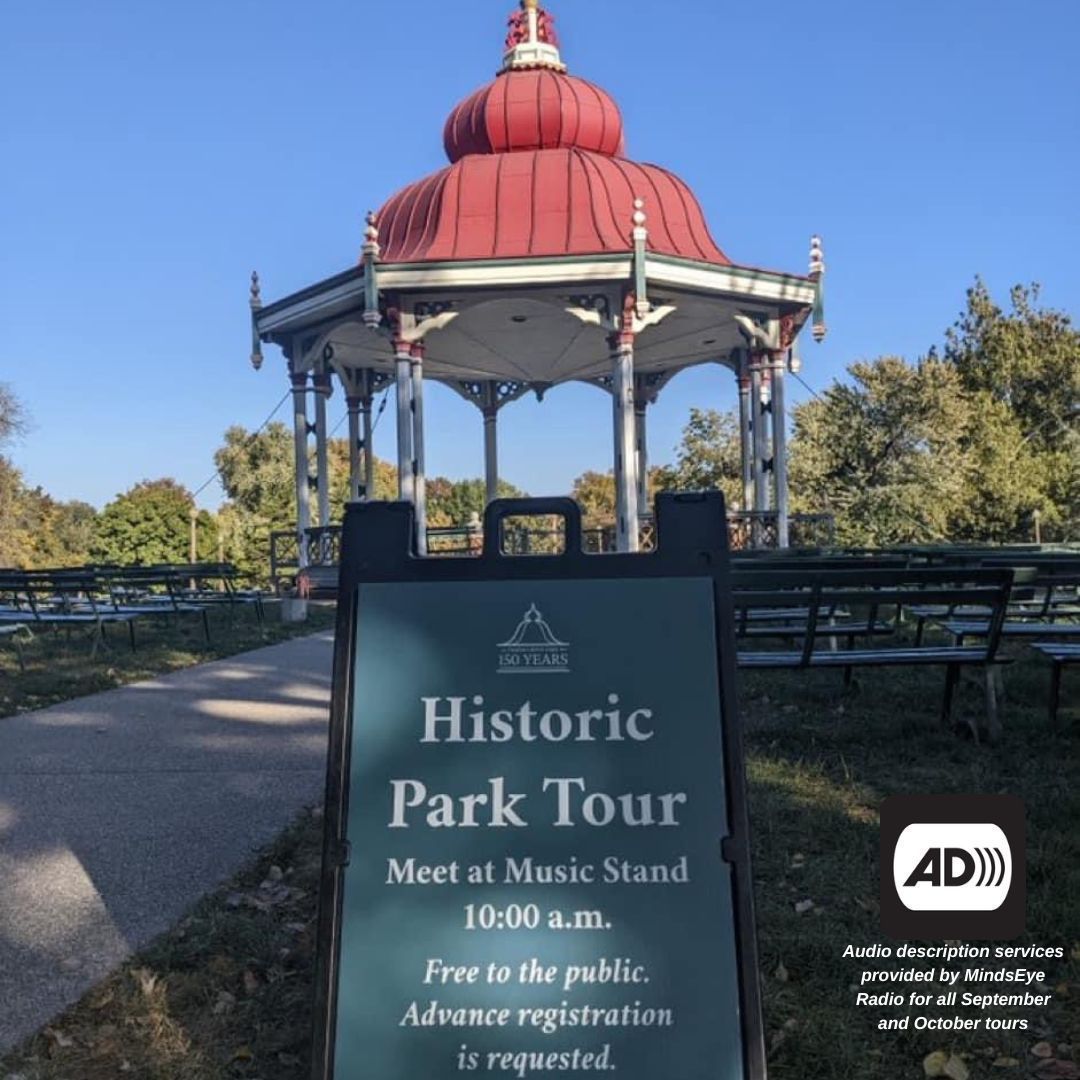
xmin=131 ymin=968 xmax=158 ymax=998
xmin=992 ymin=1057 xmax=1020 ymax=1068
xmin=231 ymin=1046 xmax=254 ymax=1063
xmin=267 ymin=864 xmax=284 ymax=882
xmin=1069 ymin=943 xmax=1080 ymax=963
xmin=775 ymin=961 xmax=789 ymax=983
xmin=924 ymin=1050 xmax=950 ymax=1077
xmin=855 ymin=896 xmax=876 ymax=914
xmin=44 ymin=1028 xmax=74 ymax=1050
xmin=944 ymin=1055 xmax=970 ymax=1080
xmin=212 ymin=990 xmax=236 ymax=1016
xmin=794 ymin=899 xmax=814 ymax=915
xmin=1033 ymin=1043 xmax=1055 ymax=1059
xmin=243 ymin=969 xmax=260 ymax=995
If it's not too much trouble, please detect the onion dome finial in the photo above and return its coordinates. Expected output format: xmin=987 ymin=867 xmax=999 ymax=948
xmin=503 ymin=0 xmax=566 ymax=73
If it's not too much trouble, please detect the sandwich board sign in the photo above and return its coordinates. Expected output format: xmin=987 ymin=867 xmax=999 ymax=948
xmin=313 ymin=494 xmax=765 ymax=1080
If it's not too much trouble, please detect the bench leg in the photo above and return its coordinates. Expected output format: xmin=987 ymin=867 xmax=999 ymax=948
xmin=942 ymin=663 xmax=960 ymax=726
xmin=1049 ymin=662 xmax=1063 ymax=728
xmin=915 ymin=617 xmax=926 ymax=647
xmin=984 ymin=666 xmax=1002 ymax=743
xmin=201 ymin=609 xmax=211 ymax=645
xmin=13 ymin=637 xmax=26 ymax=672
xmin=128 ymin=620 xmax=137 ymax=652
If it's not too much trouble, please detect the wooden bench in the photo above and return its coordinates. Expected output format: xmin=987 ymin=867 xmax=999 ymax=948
xmin=0 ymin=571 xmax=140 ymax=655
xmin=151 ymin=563 xmax=266 ymax=624
xmin=1031 ymin=643 xmax=1080 ymax=726
xmin=731 ymin=566 xmax=1020 ymax=739
xmin=98 ymin=568 xmax=212 ymax=643
xmin=911 ymin=563 xmax=1078 ymax=644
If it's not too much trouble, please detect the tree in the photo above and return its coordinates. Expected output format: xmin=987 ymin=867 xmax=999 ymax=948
xmin=427 ymin=478 xmax=524 ymax=528
xmin=944 ymin=280 xmax=1080 ymax=540
xmin=0 ymin=383 xmax=27 ymax=448
xmin=215 ymin=422 xmax=296 ymax=527
xmin=92 ymin=479 xmax=194 ymax=566
xmin=652 ymin=408 xmax=744 ymax=510
xmin=945 ymin=280 xmax=1080 ymax=452
xmin=48 ymin=501 xmax=98 ymax=565
xmin=570 ymin=471 xmax=616 ymax=525
xmin=787 ymin=355 xmax=1054 ymax=546
xmin=788 ymin=357 xmax=971 ymax=546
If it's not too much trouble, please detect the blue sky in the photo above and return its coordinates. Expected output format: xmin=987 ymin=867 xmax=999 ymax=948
xmin=2 ymin=0 xmax=1077 ymax=510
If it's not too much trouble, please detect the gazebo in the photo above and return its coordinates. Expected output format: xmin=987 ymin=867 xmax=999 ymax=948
xmin=249 ymin=0 xmax=826 ymax=565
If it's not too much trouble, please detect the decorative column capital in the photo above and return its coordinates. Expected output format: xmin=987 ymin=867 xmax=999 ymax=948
xmin=312 ymin=370 xmax=333 ymax=397
xmin=289 ymin=370 xmax=308 ymax=392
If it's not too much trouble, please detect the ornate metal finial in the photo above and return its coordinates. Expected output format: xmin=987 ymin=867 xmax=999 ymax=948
xmin=809 ymin=235 xmax=827 ymax=343
xmin=363 ymin=210 xmax=380 ymax=259
xmin=249 ymin=271 xmax=264 ymax=371
xmin=362 ymin=211 xmax=382 ymax=331
xmin=631 ymin=198 xmax=649 ymax=319
xmin=503 ymin=0 xmax=566 ymax=72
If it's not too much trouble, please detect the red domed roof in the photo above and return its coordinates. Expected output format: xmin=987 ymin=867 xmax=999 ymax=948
xmin=379 ymin=150 xmax=727 ymax=264
xmin=444 ymin=70 xmax=625 ymax=162
xmin=373 ymin=3 xmax=729 ymax=268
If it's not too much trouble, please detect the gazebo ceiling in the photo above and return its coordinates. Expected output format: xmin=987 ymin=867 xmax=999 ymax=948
xmin=312 ymin=291 xmax=763 ymax=386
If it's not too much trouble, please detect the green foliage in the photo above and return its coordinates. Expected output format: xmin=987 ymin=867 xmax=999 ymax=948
xmin=427 ymin=477 xmax=524 ymax=528
xmin=92 ymin=479 xmax=194 ymax=566
xmin=945 ymin=279 xmax=1080 ymax=450
xmin=778 ymin=280 xmax=1078 ymax=545
xmin=789 ymin=358 xmax=970 ymax=545
xmin=653 ymin=407 xmax=744 ymax=510
xmin=570 ymin=470 xmax=616 ymax=525
xmin=215 ymin=422 xmax=296 ymax=525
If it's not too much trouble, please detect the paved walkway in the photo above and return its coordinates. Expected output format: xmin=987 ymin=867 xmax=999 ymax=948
xmin=0 ymin=631 xmax=334 ymax=1053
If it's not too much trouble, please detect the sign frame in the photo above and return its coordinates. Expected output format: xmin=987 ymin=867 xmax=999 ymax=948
xmin=312 ymin=492 xmax=766 ymax=1080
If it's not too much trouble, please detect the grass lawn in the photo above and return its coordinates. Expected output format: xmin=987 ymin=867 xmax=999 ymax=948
xmin=0 ymin=601 xmax=338 ymax=720
xmin=0 ymin=649 xmax=1077 ymax=1079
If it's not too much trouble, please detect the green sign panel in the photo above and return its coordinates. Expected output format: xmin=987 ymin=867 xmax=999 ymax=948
xmin=328 ymin=574 xmax=751 ymax=1079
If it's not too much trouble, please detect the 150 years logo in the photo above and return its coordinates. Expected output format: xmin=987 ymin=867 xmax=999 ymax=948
xmin=881 ymin=795 xmax=1025 ymax=939
xmin=497 ymin=603 xmax=570 ymax=675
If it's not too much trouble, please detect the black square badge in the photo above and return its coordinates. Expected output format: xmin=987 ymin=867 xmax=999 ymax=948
xmin=880 ymin=795 xmax=1025 ymax=940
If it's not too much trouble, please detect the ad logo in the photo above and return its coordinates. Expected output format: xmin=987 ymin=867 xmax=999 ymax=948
xmin=497 ymin=603 xmax=570 ymax=675
xmin=880 ymin=795 xmax=1025 ymax=939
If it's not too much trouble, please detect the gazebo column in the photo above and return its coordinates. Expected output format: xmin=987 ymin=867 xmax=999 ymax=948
xmin=394 ymin=338 xmax=414 ymax=505
xmin=750 ymin=356 xmax=770 ymax=547
xmin=411 ymin=344 xmax=428 ymax=556
xmin=313 ymin=365 xmax=332 ymax=528
xmin=634 ymin=396 xmax=649 ymax=519
xmin=289 ymin=368 xmax=312 ymax=568
xmin=737 ymin=361 xmax=753 ymax=514
xmin=611 ymin=331 xmax=640 ymax=553
xmin=771 ymin=351 xmax=791 ymax=548
xmin=483 ymin=382 xmax=499 ymax=506
xmin=362 ymin=391 xmax=375 ymax=500
xmin=346 ymin=394 xmax=363 ymax=501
